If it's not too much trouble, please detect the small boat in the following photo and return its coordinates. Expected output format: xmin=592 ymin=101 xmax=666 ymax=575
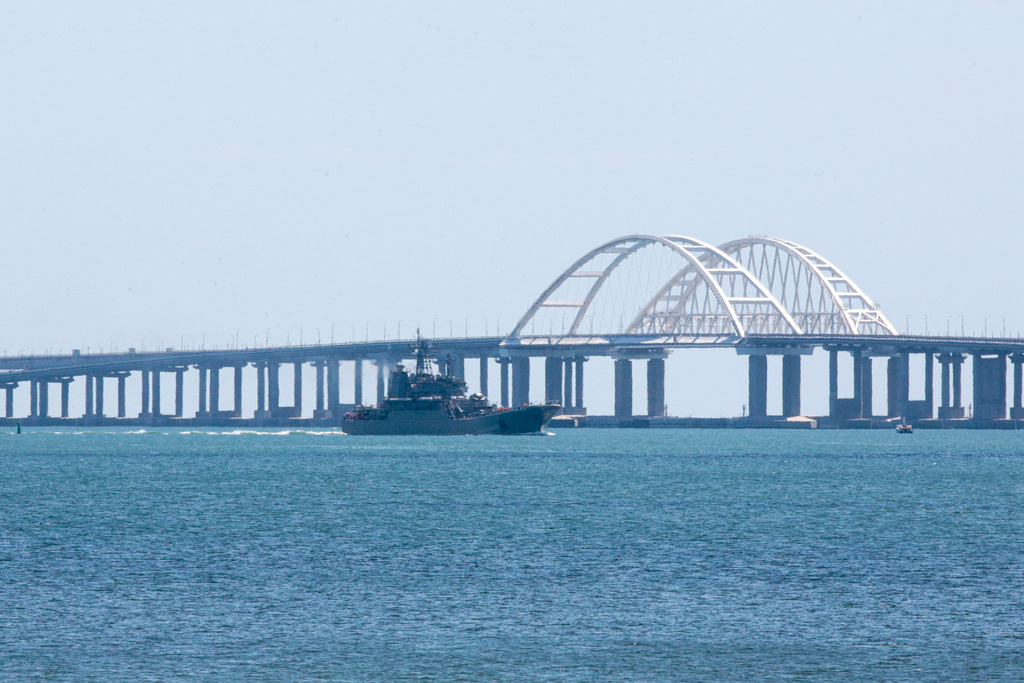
xmin=896 ymin=422 xmax=913 ymax=434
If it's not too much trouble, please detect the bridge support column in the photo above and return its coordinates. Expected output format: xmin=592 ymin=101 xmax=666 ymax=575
xmin=614 ymin=359 xmax=632 ymax=419
xmin=327 ymin=360 xmax=340 ymax=412
xmin=479 ymin=356 xmax=489 ymax=398
xmin=294 ymin=362 xmax=304 ymax=416
xmin=647 ymin=358 xmax=665 ymax=417
xmin=254 ymin=363 xmax=269 ymax=418
xmin=315 ymin=362 xmax=325 ymax=414
xmin=61 ymin=380 xmax=71 ymax=418
xmin=375 ymin=361 xmax=385 ymax=407
xmin=209 ymin=367 xmax=219 ymax=416
xmin=117 ymin=375 xmax=126 ymax=418
xmin=353 ymin=360 xmax=363 ymax=406
xmin=953 ymin=355 xmax=963 ymax=413
xmin=196 ymin=368 xmax=208 ymax=417
xmin=851 ymin=351 xmax=864 ymax=417
xmin=886 ymin=354 xmax=909 ymax=418
xmin=38 ymin=381 xmax=49 ymax=419
xmin=95 ymin=376 xmax=104 ymax=417
xmin=973 ymin=353 xmax=1006 ymax=420
xmin=152 ymin=371 xmax=162 ymax=417
xmin=563 ymin=360 xmax=573 ymax=411
xmin=782 ymin=354 xmax=801 ymax=417
xmin=545 ymin=357 xmax=563 ymax=407
xmin=233 ymin=366 xmax=243 ymax=418
xmin=575 ymin=358 xmax=585 ymax=413
xmin=859 ymin=354 xmax=872 ymax=418
xmin=1012 ymin=355 xmax=1024 ymax=419
xmin=748 ymin=355 xmax=767 ymax=418
xmin=499 ymin=359 xmax=510 ymax=408
xmin=923 ymin=352 xmax=934 ymax=419
xmin=3 ymin=384 xmax=14 ymax=418
xmin=29 ymin=381 xmax=38 ymax=418
xmin=268 ymin=363 xmax=280 ymax=414
xmin=314 ymin=362 xmax=331 ymax=418
xmin=828 ymin=348 xmax=870 ymax=419
xmin=140 ymin=371 xmax=150 ymax=416
xmin=829 ymin=350 xmax=838 ymax=417
xmin=512 ymin=357 xmax=530 ymax=407
xmin=175 ymin=369 xmax=185 ymax=418
xmin=84 ymin=375 xmax=94 ymax=417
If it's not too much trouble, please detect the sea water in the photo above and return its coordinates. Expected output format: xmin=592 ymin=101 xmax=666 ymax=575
xmin=0 ymin=428 xmax=1021 ymax=681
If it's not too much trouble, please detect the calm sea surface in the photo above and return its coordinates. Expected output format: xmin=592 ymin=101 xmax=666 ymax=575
xmin=1 ymin=428 xmax=1021 ymax=681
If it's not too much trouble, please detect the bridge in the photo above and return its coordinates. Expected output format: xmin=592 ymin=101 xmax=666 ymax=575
xmin=3 ymin=235 xmax=1022 ymax=427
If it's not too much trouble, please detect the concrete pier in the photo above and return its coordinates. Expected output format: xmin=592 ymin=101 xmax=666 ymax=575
xmin=973 ymin=353 xmax=1006 ymax=419
xmin=512 ymin=357 xmax=530 ymax=407
xmin=375 ymin=361 xmax=385 ymax=407
xmin=268 ymin=363 xmax=280 ymax=414
xmin=117 ymin=375 xmax=127 ymax=418
xmin=141 ymin=371 xmax=150 ymax=416
xmin=60 ymin=379 xmax=71 ymax=418
xmin=479 ymin=356 xmax=489 ymax=398
xmin=354 ymin=360 xmax=363 ymax=406
xmin=314 ymin=362 xmax=326 ymax=417
xmin=209 ymin=368 xmax=220 ymax=416
xmin=38 ymin=381 xmax=48 ymax=418
xmin=4 ymin=384 xmax=15 ymax=418
xmin=232 ymin=366 xmax=243 ymax=417
xmin=647 ymin=358 xmax=665 ymax=417
xmin=1011 ymin=354 xmax=1024 ymax=419
xmin=85 ymin=375 xmax=94 ymax=417
xmin=327 ymin=360 xmax=339 ymax=413
xmin=254 ymin=363 xmax=268 ymax=418
xmin=782 ymin=354 xmax=802 ymax=417
xmin=196 ymin=367 xmax=207 ymax=416
xmin=175 ymin=369 xmax=184 ymax=417
xmin=499 ymin=359 xmax=510 ymax=408
xmin=614 ymin=358 xmax=632 ymax=418
xmin=545 ymin=357 xmax=562 ymax=406
xmin=95 ymin=375 xmax=104 ymax=417
xmin=153 ymin=371 xmax=162 ymax=417
xmin=562 ymin=359 xmax=573 ymax=411
xmin=748 ymin=355 xmax=767 ymax=418
xmin=574 ymin=358 xmax=585 ymax=413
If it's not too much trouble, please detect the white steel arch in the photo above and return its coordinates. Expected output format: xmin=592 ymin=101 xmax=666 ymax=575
xmin=511 ymin=235 xmax=802 ymax=338
xmin=718 ymin=237 xmax=898 ymax=335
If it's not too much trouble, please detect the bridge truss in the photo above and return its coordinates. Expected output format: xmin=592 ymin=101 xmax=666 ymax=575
xmin=512 ymin=234 xmax=897 ymax=341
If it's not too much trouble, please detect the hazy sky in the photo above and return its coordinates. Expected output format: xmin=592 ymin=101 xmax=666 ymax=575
xmin=3 ymin=3 xmax=1023 ymax=416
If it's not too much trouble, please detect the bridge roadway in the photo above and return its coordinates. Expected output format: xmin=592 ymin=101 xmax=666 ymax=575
xmin=2 ymin=333 xmax=1024 ymax=427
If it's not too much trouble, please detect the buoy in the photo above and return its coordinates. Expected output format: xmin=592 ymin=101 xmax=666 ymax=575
xmin=16 ymin=422 xmax=21 ymax=434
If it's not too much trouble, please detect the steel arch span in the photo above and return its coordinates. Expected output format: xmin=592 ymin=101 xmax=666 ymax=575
xmin=511 ymin=235 xmax=802 ymax=339
xmin=512 ymin=234 xmax=896 ymax=340
xmin=717 ymin=237 xmax=897 ymax=335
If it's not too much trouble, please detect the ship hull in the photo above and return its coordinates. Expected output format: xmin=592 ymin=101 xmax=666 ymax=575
xmin=342 ymin=405 xmax=560 ymax=436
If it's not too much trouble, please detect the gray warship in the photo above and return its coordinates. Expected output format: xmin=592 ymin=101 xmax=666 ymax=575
xmin=341 ymin=339 xmax=560 ymax=435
